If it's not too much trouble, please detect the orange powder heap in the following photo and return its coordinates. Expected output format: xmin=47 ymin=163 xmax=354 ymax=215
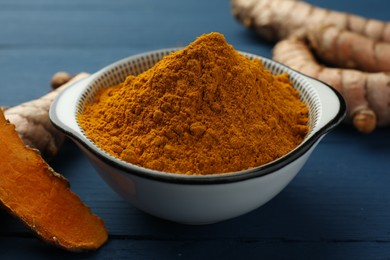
xmin=78 ymin=32 xmax=309 ymax=175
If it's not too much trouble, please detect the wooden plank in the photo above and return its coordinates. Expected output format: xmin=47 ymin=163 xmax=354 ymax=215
xmin=0 ymin=0 xmax=240 ymax=46
xmin=0 ymin=236 xmax=389 ymax=259
xmin=1 ymin=0 xmax=390 ymax=258
xmin=3 ymin=127 xmax=389 ymax=239
xmin=30 ymin=128 xmax=388 ymax=240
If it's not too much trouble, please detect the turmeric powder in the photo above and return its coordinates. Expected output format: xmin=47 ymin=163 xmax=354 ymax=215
xmin=78 ymin=32 xmax=309 ymax=175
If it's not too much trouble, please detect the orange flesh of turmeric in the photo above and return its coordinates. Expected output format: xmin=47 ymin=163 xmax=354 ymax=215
xmin=0 ymin=111 xmax=107 ymax=251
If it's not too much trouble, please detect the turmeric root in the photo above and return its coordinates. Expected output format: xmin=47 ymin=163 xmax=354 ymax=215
xmin=232 ymin=0 xmax=390 ymax=132
xmin=3 ymin=72 xmax=90 ymax=159
xmin=0 ymin=110 xmax=108 ymax=251
xmin=231 ymin=0 xmax=390 ymax=43
xmin=272 ymin=37 xmax=390 ymax=133
xmin=307 ymin=25 xmax=390 ymax=72
xmin=51 ymin=71 xmax=73 ymax=89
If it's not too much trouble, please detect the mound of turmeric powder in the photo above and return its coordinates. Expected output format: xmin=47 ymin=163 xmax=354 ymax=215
xmin=78 ymin=32 xmax=309 ymax=175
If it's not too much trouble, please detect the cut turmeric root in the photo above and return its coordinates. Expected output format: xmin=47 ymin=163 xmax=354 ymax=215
xmin=0 ymin=110 xmax=108 ymax=251
xmin=272 ymin=37 xmax=390 ymax=133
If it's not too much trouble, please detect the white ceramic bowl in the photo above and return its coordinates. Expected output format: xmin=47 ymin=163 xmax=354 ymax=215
xmin=50 ymin=49 xmax=346 ymax=225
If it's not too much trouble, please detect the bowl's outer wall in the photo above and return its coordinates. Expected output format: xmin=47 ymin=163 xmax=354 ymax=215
xmin=77 ymin=138 xmax=321 ymax=224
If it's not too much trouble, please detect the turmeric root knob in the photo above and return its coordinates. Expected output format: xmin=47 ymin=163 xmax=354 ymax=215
xmin=353 ymin=109 xmax=377 ymax=134
xmin=51 ymin=71 xmax=72 ymax=89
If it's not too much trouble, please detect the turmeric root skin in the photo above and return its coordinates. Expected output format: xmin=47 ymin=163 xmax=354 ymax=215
xmin=4 ymin=73 xmax=90 ymax=159
xmin=272 ymin=38 xmax=390 ymax=133
xmin=231 ymin=0 xmax=390 ymax=43
xmin=0 ymin=110 xmax=108 ymax=251
xmin=232 ymin=0 xmax=390 ymax=132
xmin=308 ymin=25 xmax=390 ymax=72
xmin=51 ymin=71 xmax=72 ymax=89
xmin=353 ymin=109 xmax=377 ymax=134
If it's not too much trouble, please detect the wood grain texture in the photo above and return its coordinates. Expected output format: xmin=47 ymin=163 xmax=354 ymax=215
xmin=0 ymin=0 xmax=389 ymax=258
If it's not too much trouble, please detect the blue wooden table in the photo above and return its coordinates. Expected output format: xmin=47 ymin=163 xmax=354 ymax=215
xmin=1 ymin=0 xmax=389 ymax=259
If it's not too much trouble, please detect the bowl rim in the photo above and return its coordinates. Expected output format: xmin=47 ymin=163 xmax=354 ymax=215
xmin=50 ymin=49 xmax=347 ymax=185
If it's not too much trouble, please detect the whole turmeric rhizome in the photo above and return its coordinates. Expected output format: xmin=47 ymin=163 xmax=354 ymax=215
xmin=79 ymin=32 xmax=309 ymax=175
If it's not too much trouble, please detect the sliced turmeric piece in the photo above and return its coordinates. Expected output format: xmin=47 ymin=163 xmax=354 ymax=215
xmin=0 ymin=110 xmax=108 ymax=251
